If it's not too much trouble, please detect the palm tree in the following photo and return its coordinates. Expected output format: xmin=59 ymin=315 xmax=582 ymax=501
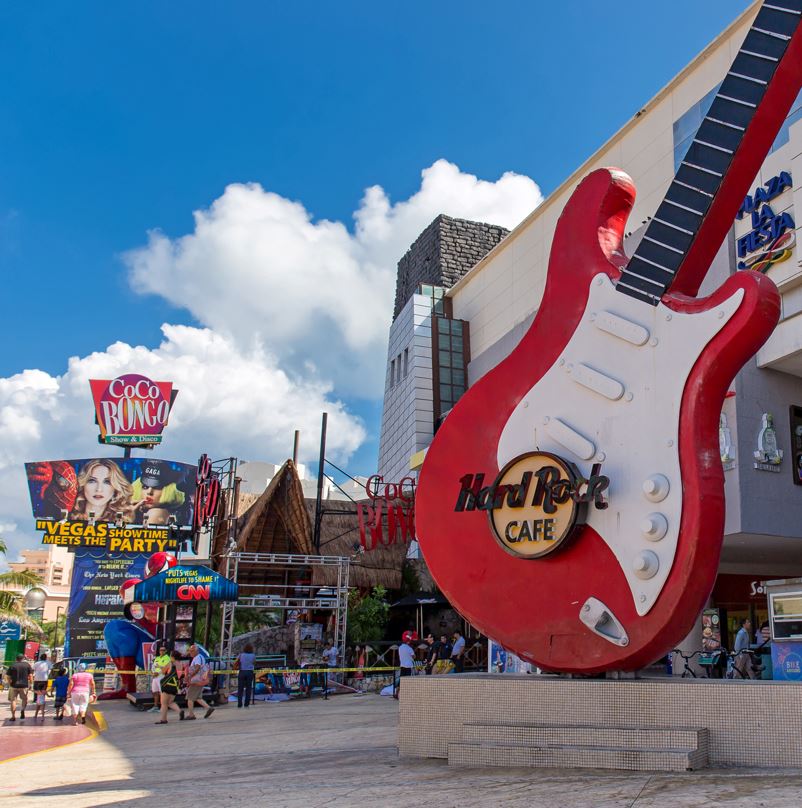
xmin=0 ymin=539 xmax=45 ymax=633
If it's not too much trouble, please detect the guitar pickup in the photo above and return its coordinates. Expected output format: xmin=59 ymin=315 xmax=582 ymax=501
xmin=594 ymin=310 xmax=650 ymax=345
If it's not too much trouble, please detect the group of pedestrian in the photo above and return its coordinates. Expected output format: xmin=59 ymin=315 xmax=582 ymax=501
xmin=394 ymin=629 xmax=467 ymax=698
xmin=149 ymin=642 xmax=215 ymax=724
xmin=423 ymin=630 xmax=466 ymax=674
xmin=5 ymin=652 xmax=95 ymax=725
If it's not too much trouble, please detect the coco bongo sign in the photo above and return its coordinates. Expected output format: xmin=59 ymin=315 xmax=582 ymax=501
xmin=89 ymin=374 xmax=178 ymax=446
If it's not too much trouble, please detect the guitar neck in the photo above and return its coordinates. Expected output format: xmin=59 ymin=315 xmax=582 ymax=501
xmin=617 ymin=0 xmax=802 ymax=306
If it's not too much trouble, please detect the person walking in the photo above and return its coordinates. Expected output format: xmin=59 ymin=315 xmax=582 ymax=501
xmin=154 ymin=651 xmax=184 ymax=724
xmin=6 ymin=653 xmax=32 ymax=722
xmin=149 ymin=645 xmax=171 ymax=714
xmin=451 ymin=630 xmax=466 ymax=673
xmin=68 ymin=663 xmax=96 ymax=725
xmin=394 ymin=631 xmax=417 ymax=699
xmin=236 ymin=643 xmax=256 ymax=708
xmin=52 ymin=666 xmax=70 ymax=721
xmin=32 ymin=652 xmax=52 ymax=719
xmin=733 ymin=618 xmax=753 ymax=679
xmin=184 ymin=643 xmax=214 ymax=720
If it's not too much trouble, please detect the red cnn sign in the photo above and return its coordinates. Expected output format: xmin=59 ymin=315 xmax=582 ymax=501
xmin=177 ymin=584 xmax=211 ymax=600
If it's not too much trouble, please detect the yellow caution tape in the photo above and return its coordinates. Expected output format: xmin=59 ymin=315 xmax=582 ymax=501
xmin=85 ymin=666 xmax=401 ymax=676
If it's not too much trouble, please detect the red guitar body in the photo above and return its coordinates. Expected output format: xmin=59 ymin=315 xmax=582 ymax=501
xmin=416 ymin=169 xmax=780 ymax=672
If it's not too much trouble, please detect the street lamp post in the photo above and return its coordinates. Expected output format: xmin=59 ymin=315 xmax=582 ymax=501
xmin=52 ymin=605 xmax=64 ymax=661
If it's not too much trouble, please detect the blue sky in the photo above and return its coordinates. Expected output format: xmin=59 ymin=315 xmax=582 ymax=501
xmin=1 ymin=1 xmax=751 ymax=494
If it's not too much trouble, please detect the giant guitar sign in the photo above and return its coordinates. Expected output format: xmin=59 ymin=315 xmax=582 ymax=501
xmin=416 ymin=1 xmax=802 ymax=674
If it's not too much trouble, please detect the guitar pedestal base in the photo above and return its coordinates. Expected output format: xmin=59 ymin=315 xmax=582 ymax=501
xmin=399 ymin=674 xmax=802 ymax=771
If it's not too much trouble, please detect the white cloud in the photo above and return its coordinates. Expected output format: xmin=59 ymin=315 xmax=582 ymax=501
xmin=0 ymin=325 xmax=364 ymax=563
xmin=3 ymin=159 xmax=543 ymax=564
xmin=125 ymin=159 xmax=543 ymax=395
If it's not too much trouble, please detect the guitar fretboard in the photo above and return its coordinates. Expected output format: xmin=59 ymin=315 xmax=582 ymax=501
xmin=617 ymin=0 xmax=802 ymax=306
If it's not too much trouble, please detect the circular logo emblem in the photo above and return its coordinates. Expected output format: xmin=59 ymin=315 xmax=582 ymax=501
xmin=489 ymin=452 xmax=586 ymax=559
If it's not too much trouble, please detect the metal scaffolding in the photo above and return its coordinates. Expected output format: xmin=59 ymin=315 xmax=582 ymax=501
xmin=218 ymin=552 xmax=350 ymax=666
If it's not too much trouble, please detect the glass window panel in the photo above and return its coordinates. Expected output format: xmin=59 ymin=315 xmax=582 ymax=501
xmin=770 ymin=104 xmax=802 ymax=154
xmin=433 ymin=300 xmax=445 ymax=316
xmin=451 ymin=335 xmax=463 ymax=352
xmin=439 ymin=350 xmax=451 ymax=367
xmin=440 ymin=368 xmax=452 ymax=384
xmin=434 ymin=287 xmax=443 ymax=299
xmin=700 ymin=84 xmax=719 ymax=116
xmin=437 ymin=318 xmax=449 ymax=334
xmin=453 ymin=385 xmax=465 ymax=399
xmin=452 ymin=369 xmax=465 ymax=386
xmin=672 ymin=103 xmax=701 ymax=146
xmin=673 ymin=134 xmax=694 ymax=173
xmin=440 ymin=385 xmax=452 ymax=402
xmin=451 ymin=320 xmax=463 ymax=335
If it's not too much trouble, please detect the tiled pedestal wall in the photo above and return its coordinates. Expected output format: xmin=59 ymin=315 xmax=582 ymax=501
xmin=399 ymin=674 xmax=802 ymax=768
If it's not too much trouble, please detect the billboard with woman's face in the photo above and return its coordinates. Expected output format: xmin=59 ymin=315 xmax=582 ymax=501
xmin=25 ymin=457 xmax=197 ymax=529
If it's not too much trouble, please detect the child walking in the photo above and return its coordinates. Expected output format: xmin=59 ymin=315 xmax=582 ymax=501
xmin=53 ymin=667 xmax=70 ymax=721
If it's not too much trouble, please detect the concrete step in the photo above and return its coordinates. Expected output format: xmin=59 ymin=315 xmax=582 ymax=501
xmin=462 ymin=722 xmax=707 ymax=753
xmin=448 ymin=741 xmax=708 ymax=772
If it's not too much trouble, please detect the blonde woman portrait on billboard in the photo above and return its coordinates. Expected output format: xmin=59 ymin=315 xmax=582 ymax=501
xmin=131 ymin=459 xmax=188 ymax=526
xmin=69 ymin=459 xmax=135 ymax=523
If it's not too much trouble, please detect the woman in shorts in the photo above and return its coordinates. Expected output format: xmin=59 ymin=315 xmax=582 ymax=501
xmin=68 ymin=663 xmax=96 ymax=725
xmin=154 ymin=650 xmax=184 ymax=724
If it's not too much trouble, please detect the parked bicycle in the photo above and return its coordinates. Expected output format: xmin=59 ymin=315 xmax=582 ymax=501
xmin=670 ymin=649 xmax=725 ymax=678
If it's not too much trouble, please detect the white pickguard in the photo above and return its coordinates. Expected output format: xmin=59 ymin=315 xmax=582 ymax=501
xmin=497 ymin=273 xmax=743 ymax=617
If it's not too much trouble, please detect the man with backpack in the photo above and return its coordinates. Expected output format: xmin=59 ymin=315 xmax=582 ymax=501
xmin=184 ymin=643 xmax=215 ymax=720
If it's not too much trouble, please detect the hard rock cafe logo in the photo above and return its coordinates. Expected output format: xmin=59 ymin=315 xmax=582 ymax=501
xmin=454 ymin=452 xmax=609 ymax=559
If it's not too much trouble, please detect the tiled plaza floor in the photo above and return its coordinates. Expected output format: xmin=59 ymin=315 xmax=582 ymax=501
xmin=1 ymin=694 xmax=801 ymax=807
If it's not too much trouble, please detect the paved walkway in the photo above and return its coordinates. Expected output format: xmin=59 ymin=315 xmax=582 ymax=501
xmin=1 ymin=694 xmax=802 ymax=807
xmin=0 ymin=705 xmax=93 ymax=763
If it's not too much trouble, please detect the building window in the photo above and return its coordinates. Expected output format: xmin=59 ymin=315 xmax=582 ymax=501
xmin=673 ymin=84 xmax=719 ymax=172
xmin=673 ymin=86 xmax=802 ymax=172
xmin=432 ymin=315 xmax=469 ymax=426
xmin=389 ymin=359 xmax=395 ymax=388
xmin=403 ymin=348 xmax=409 ymax=377
xmin=418 ymin=284 xmax=449 ymax=316
xmin=396 ymin=354 xmax=402 ymax=384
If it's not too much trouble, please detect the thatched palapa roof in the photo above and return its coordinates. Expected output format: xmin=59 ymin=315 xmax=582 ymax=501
xmin=211 ymin=460 xmax=407 ymax=592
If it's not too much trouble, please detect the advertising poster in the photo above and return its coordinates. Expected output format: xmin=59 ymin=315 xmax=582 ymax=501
xmin=65 ymin=550 xmax=149 ymax=659
xmin=700 ymin=608 xmax=723 ymax=665
xmin=25 ymin=457 xmax=196 ymax=551
xmin=771 ymin=642 xmax=802 ymax=681
xmin=488 ymin=639 xmax=532 ymax=674
xmin=0 ymin=620 xmax=21 ymax=660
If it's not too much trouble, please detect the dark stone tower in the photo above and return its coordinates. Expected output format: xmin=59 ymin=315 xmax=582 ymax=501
xmin=392 ymin=214 xmax=509 ymax=319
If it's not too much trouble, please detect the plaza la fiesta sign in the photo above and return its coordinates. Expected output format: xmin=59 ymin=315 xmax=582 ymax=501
xmin=736 ymin=171 xmax=795 ymax=272
xmin=90 ymin=374 xmax=177 ymax=446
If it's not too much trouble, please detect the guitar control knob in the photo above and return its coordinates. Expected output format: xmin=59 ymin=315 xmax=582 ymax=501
xmin=633 ymin=550 xmax=660 ymax=580
xmin=643 ymin=474 xmax=670 ymax=502
xmin=641 ymin=513 xmax=668 ymax=541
